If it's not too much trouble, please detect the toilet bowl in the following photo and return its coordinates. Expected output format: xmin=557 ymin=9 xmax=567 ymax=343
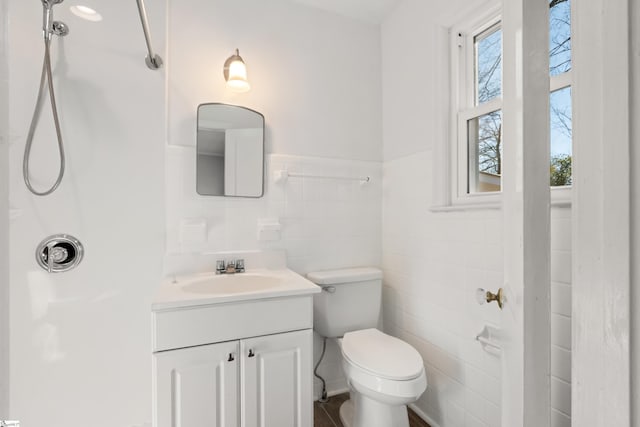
xmin=338 ymin=328 xmax=427 ymax=427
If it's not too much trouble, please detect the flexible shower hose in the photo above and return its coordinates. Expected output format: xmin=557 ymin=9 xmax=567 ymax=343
xmin=23 ymin=34 xmax=65 ymax=196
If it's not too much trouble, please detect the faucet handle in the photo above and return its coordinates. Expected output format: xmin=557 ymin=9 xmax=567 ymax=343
xmin=236 ymin=259 xmax=245 ymax=272
xmin=216 ymin=259 xmax=226 ymax=274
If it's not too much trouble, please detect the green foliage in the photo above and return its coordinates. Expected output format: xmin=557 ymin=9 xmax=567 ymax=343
xmin=550 ymin=154 xmax=572 ymax=186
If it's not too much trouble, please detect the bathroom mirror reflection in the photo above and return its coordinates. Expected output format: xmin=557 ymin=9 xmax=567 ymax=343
xmin=196 ymin=103 xmax=264 ymax=197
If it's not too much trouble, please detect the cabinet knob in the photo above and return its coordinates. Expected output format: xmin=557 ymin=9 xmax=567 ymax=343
xmin=248 ymin=349 xmax=255 ymax=358
xmin=228 ymin=353 xmax=235 ymax=362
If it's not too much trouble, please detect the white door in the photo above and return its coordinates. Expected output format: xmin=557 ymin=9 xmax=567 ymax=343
xmin=154 ymin=341 xmax=240 ymax=427
xmin=500 ymin=0 xmax=551 ymax=425
xmin=241 ymin=329 xmax=313 ymax=427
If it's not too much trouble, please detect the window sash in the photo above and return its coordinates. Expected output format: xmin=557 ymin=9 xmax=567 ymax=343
xmin=456 ymin=99 xmax=503 ymax=200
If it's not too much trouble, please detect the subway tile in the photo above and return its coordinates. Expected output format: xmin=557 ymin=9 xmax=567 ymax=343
xmin=551 ymin=408 xmax=572 ymax=427
xmin=551 ymin=218 xmax=572 ymax=252
xmin=404 ymin=332 xmax=465 ymax=384
xmin=465 ymin=414 xmax=489 ymax=427
xmin=444 ymin=400 xmax=466 ymax=427
xmin=551 ymin=377 xmax=572 ymax=416
xmin=551 ymin=250 xmax=572 ymax=284
xmin=551 ymin=313 xmax=572 ymax=350
xmin=551 ymin=345 xmax=571 ymax=383
xmin=551 ymin=282 xmax=572 ymax=317
xmin=464 ymin=389 xmax=489 ymax=424
xmin=464 ymin=363 xmax=500 ymax=405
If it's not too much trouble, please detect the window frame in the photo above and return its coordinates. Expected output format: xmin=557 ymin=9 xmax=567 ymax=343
xmin=438 ymin=3 xmax=573 ymax=212
xmin=450 ymin=8 xmax=503 ymax=208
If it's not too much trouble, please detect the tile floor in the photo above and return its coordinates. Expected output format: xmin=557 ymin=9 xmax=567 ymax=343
xmin=314 ymin=393 xmax=430 ymax=427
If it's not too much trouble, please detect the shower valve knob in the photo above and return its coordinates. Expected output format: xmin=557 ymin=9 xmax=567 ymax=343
xmin=36 ymin=234 xmax=84 ymax=273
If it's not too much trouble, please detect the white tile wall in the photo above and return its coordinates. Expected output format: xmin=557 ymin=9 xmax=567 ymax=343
xmin=382 ymin=151 xmax=503 ymax=427
xmin=381 ymin=151 xmax=573 ymax=427
xmin=550 ymin=207 xmax=572 ymax=425
xmin=166 ymin=152 xmax=382 ymax=274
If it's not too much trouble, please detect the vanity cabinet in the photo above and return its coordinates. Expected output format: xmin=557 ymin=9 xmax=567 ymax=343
xmin=152 ymin=293 xmax=315 ymax=427
xmin=154 ymin=329 xmax=312 ymax=427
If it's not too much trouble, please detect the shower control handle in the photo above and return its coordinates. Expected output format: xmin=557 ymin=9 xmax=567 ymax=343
xmin=36 ymin=234 xmax=84 ymax=273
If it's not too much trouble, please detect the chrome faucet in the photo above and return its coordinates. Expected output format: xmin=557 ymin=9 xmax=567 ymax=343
xmin=216 ymin=259 xmax=245 ymax=275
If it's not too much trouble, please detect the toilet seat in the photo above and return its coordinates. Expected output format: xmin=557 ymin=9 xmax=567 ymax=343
xmin=342 ymin=329 xmax=424 ymax=381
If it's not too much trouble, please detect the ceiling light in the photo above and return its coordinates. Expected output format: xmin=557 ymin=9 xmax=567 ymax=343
xmin=70 ymin=5 xmax=103 ymax=22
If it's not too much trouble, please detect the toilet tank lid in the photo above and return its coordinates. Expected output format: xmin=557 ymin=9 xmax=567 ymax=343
xmin=306 ymin=267 xmax=382 ymax=285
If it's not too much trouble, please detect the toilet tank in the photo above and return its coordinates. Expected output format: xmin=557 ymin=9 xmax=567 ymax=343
xmin=307 ymin=267 xmax=383 ymax=338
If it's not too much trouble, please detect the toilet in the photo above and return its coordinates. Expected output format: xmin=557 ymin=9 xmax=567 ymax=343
xmin=307 ymin=267 xmax=427 ymax=427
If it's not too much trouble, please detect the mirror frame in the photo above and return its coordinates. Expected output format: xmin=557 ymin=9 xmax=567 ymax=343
xmin=196 ymin=102 xmax=265 ymax=198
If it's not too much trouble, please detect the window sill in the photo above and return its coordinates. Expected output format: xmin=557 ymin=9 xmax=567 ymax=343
xmin=550 ymin=186 xmax=572 ymax=208
xmin=430 ymin=186 xmax=572 ymax=213
xmin=430 ymin=201 xmax=501 ymax=212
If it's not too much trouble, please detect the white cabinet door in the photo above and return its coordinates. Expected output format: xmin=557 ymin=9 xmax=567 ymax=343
xmin=154 ymin=341 xmax=239 ymax=427
xmin=241 ymin=329 xmax=313 ymax=427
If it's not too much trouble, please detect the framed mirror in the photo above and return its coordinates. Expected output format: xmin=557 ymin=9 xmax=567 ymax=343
xmin=196 ymin=103 xmax=264 ymax=197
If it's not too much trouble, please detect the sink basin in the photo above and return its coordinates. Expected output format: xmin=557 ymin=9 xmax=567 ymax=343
xmin=153 ymin=268 xmax=321 ymax=310
xmin=182 ymin=273 xmax=283 ymax=294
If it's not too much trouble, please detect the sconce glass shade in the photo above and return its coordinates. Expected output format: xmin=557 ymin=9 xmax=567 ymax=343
xmin=223 ymin=49 xmax=251 ymax=93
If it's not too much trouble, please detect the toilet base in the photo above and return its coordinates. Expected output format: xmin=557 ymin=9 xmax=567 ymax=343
xmin=339 ymin=394 xmax=410 ymax=427
xmin=339 ymin=399 xmax=354 ymax=427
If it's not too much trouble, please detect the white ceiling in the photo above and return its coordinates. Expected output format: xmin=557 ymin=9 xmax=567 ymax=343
xmin=289 ymin=0 xmax=401 ymax=24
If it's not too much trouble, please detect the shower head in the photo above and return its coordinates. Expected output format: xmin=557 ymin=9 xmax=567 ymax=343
xmin=41 ymin=0 xmax=64 ymax=7
xmin=40 ymin=0 xmax=69 ymax=40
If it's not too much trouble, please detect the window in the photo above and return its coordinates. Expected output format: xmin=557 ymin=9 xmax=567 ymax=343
xmin=549 ymin=0 xmax=572 ymax=187
xmin=449 ymin=1 xmax=572 ymax=207
xmin=453 ymin=13 xmax=503 ymax=200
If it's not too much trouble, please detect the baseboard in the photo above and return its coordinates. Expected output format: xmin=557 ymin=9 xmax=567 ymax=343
xmin=314 ymin=377 xmax=349 ymax=401
xmin=327 ymin=387 xmax=349 ymax=397
xmin=408 ymin=403 xmax=441 ymax=427
xmin=313 ymin=385 xmax=349 ymax=401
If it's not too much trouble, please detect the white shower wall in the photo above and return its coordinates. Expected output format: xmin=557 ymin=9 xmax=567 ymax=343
xmin=0 ymin=0 xmax=10 ymax=416
xmin=7 ymin=1 xmax=166 ymax=425
xmin=6 ymin=0 xmax=382 ymax=424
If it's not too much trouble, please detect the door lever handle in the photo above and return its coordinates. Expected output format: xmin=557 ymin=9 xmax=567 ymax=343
xmin=248 ymin=349 xmax=255 ymax=358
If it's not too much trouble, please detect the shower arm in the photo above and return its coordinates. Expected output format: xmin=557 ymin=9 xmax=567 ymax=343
xmin=135 ymin=0 xmax=163 ymax=70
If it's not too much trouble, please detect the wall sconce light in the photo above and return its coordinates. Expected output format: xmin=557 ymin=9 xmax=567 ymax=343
xmin=223 ymin=49 xmax=250 ymax=93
